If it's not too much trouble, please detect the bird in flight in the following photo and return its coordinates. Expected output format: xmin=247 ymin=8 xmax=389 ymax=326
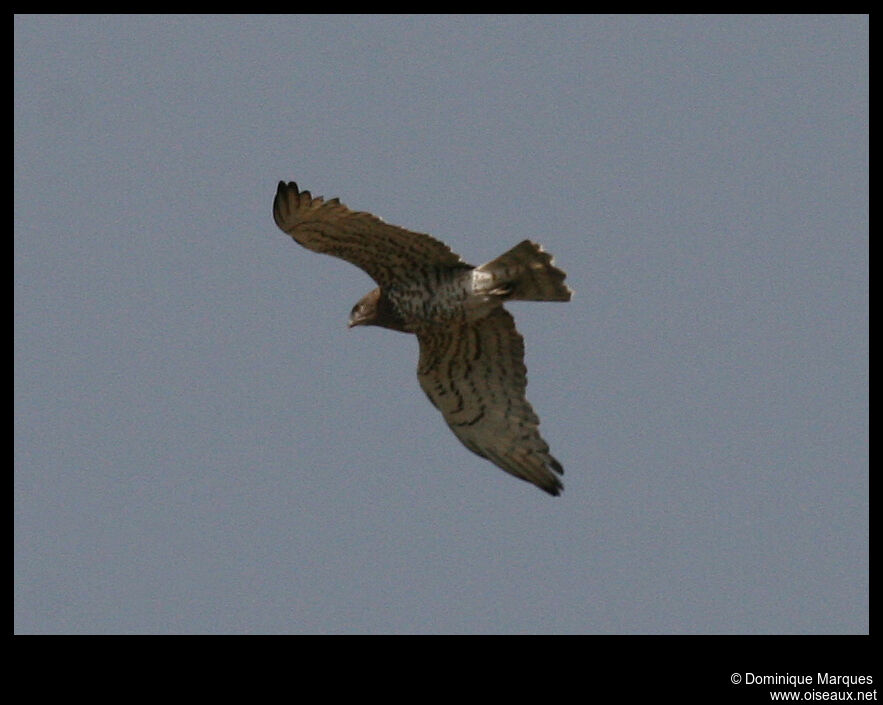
xmin=272 ymin=181 xmax=572 ymax=495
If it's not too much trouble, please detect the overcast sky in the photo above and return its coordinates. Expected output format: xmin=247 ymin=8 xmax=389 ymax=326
xmin=14 ymin=14 xmax=868 ymax=634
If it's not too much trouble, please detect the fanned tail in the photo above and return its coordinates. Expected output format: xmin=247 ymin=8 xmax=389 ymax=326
xmin=474 ymin=240 xmax=572 ymax=302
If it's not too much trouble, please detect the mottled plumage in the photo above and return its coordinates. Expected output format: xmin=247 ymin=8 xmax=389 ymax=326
xmin=272 ymin=181 xmax=572 ymax=495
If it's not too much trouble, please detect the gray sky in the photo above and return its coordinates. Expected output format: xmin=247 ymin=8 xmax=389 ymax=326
xmin=14 ymin=14 xmax=868 ymax=634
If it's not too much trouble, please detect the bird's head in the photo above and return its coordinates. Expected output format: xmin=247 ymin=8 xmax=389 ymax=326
xmin=348 ymin=289 xmax=381 ymax=328
xmin=348 ymin=288 xmax=410 ymax=333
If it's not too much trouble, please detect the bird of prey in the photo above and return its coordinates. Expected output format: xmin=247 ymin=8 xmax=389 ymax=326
xmin=272 ymin=181 xmax=572 ymax=495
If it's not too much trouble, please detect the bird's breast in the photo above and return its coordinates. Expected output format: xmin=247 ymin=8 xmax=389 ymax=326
xmin=387 ymin=268 xmax=497 ymax=327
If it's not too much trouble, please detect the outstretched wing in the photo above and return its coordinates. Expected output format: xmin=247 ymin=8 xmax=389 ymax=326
xmin=416 ymin=308 xmax=564 ymax=496
xmin=273 ymin=181 xmax=468 ymax=289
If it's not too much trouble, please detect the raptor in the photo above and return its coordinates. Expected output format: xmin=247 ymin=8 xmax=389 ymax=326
xmin=272 ymin=181 xmax=572 ymax=495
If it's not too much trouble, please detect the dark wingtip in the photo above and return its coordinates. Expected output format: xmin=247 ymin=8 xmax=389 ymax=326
xmin=275 ymin=181 xmax=304 ymax=200
xmin=541 ymin=457 xmax=564 ymax=496
xmin=273 ymin=181 xmax=294 ymax=229
xmin=542 ymin=479 xmax=564 ymax=497
xmin=274 ymin=181 xmax=315 ymax=231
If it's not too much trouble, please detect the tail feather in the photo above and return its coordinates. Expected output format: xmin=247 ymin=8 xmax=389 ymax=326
xmin=474 ymin=240 xmax=572 ymax=302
